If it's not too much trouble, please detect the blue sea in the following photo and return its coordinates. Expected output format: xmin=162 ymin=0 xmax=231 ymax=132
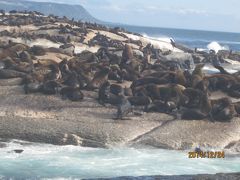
xmin=119 ymin=25 xmax=240 ymax=51
xmin=0 ymin=140 xmax=240 ymax=179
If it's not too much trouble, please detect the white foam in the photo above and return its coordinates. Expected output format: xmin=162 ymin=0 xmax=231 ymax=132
xmin=142 ymin=33 xmax=172 ymax=43
xmin=203 ymin=65 xmax=239 ymax=74
xmin=0 ymin=140 xmax=240 ymax=179
xmin=140 ymin=34 xmax=182 ymax=52
xmin=207 ymin=41 xmax=229 ymax=53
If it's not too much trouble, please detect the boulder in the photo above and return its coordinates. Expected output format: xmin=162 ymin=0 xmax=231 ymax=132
xmin=165 ymin=52 xmax=195 ymax=69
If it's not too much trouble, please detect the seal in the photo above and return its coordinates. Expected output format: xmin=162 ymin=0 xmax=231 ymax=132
xmin=42 ymin=80 xmax=61 ymax=95
xmin=191 ymin=63 xmax=205 ymax=88
xmin=131 ymin=77 xmax=169 ymax=90
xmin=115 ymin=94 xmax=132 ymax=120
xmin=210 ymin=97 xmax=236 ymax=122
xmin=143 ymin=83 xmax=187 ymax=108
xmin=59 ymin=59 xmax=71 ymax=76
xmin=98 ymin=81 xmax=110 ymax=105
xmin=178 ymin=90 xmax=211 ymax=120
xmin=214 ymin=65 xmax=231 ymax=75
xmin=29 ymin=45 xmax=46 ymax=56
xmin=192 ymin=63 xmax=205 ymax=78
xmin=44 ymin=64 xmax=62 ymax=81
xmin=124 ymin=87 xmax=133 ymax=96
xmin=60 ymin=87 xmax=84 ymax=101
xmin=183 ymin=88 xmax=205 ymax=108
xmin=127 ymin=96 xmax=152 ymax=107
xmin=146 ymin=100 xmax=177 ymax=114
xmin=180 ymin=108 xmax=207 ymax=120
xmin=206 ymin=74 xmax=239 ymax=96
xmin=0 ymin=69 xmax=26 ymax=79
xmin=19 ymin=51 xmax=33 ymax=63
xmin=87 ymin=67 xmax=110 ymax=90
xmin=24 ymin=82 xmax=43 ymax=94
xmin=110 ymin=84 xmax=123 ymax=96
xmin=227 ymin=83 xmax=240 ymax=98
xmin=63 ymin=71 xmax=81 ymax=89
xmin=234 ymin=102 xmax=240 ymax=115
xmin=108 ymin=66 xmax=123 ymax=83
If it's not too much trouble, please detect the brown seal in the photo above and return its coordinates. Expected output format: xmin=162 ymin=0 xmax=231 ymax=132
xmin=87 ymin=67 xmax=110 ymax=89
xmin=210 ymin=97 xmax=237 ymax=122
xmin=60 ymin=87 xmax=84 ymax=101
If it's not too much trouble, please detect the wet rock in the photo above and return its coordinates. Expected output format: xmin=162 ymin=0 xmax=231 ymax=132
xmin=13 ymin=149 xmax=24 ymax=154
xmin=165 ymin=52 xmax=195 ymax=69
xmin=91 ymin=173 xmax=240 ymax=180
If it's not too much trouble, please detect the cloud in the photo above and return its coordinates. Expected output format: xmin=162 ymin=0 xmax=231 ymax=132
xmin=107 ymin=4 xmax=127 ymax=12
xmin=142 ymin=6 xmax=208 ymax=16
xmin=176 ymin=8 xmax=208 ymax=15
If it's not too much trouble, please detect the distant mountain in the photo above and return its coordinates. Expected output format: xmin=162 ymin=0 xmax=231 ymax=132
xmin=0 ymin=0 xmax=101 ymax=23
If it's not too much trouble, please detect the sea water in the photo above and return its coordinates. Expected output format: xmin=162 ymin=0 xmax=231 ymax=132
xmin=0 ymin=140 xmax=240 ymax=179
xmin=117 ymin=25 xmax=240 ymax=52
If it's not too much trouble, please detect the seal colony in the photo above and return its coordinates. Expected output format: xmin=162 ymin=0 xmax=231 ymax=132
xmin=0 ymin=10 xmax=240 ymax=149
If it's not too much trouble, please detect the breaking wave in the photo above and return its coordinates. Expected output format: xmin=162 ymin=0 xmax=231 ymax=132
xmin=207 ymin=41 xmax=229 ymax=53
xmin=0 ymin=140 xmax=240 ymax=179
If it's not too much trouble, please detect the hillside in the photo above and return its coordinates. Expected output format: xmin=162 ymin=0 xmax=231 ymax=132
xmin=0 ymin=0 xmax=100 ymax=22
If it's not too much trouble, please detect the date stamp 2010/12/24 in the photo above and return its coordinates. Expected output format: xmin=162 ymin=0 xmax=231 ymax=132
xmin=188 ymin=151 xmax=225 ymax=158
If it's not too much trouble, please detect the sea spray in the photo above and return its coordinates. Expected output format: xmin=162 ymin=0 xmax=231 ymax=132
xmin=0 ymin=140 xmax=240 ymax=179
xmin=207 ymin=41 xmax=229 ymax=53
xmin=142 ymin=33 xmax=173 ymax=43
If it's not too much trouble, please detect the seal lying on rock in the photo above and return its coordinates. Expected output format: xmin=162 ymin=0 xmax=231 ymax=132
xmin=146 ymin=100 xmax=177 ymax=114
xmin=210 ymin=98 xmax=237 ymax=122
xmin=60 ymin=87 xmax=84 ymax=101
xmin=42 ymin=80 xmax=61 ymax=95
xmin=0 ymin=11 xmax=239 ymax=122
xmin=0 ymin=69 xmax=26 ymax=79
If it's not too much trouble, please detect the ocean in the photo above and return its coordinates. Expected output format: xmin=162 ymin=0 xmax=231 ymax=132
xmin=0 ymin=140 xmax=240 ymax=179
xmin=118 ymin=25 xmax=240 ymax=52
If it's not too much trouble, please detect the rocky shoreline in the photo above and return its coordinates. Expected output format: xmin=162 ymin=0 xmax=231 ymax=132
xmin=88 ymin=173 xmax=240 ymax=180
xmin=0 ymin=11 xmax=240 ymax=153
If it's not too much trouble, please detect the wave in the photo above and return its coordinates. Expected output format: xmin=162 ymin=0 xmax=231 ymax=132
xmin=175 ymin=37 xmax=240 ymax=45
xmin=207 ymin=41 xmax=229 ymax=53
xmin=203 ymin=65 xmax=239 ymax=74
xmin=142 ymin=33 xmax=173 ymax=43
xmin=1 ymin=140 xmax=240 ymax=179
xmin=140 ymin=34 xmax=233 ymax=53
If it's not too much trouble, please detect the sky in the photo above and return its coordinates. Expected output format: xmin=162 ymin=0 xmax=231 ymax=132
xmin=31 ymin=0 xmax=240 ymax=32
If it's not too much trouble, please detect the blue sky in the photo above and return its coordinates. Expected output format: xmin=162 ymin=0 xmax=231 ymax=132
xmin=31 ymin=0 xmax=240 ymax=32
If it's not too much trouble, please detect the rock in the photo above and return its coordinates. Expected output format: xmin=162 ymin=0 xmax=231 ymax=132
xmin=13 ymin=149 xmax=24 ymax=154
xmin=0 ymin=78 xmax=23 ymax=86
xmin=90 ymin=173 xmax=240 ymax=180
xmin=130 ymin=118 xmax=240 ymax=150
xmin=165 ymin=52 xmax=195 ymax=69
xmin=133 ymin=49 xmax=144 ymax=57
xmin=225 ymin=140 xmax=240 ymax=152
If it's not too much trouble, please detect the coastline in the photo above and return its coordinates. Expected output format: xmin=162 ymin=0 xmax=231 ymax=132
xmin=0 ymin=12 xmax=239 ymax=153
xmin=87 ymin=173 xmax=240 ymax=180
xmin=0 ymin=84 xmax=240 ymax=152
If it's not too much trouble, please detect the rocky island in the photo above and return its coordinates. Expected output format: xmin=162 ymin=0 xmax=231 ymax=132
xmin=0 ymin=11 xmax=240 ymax=154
